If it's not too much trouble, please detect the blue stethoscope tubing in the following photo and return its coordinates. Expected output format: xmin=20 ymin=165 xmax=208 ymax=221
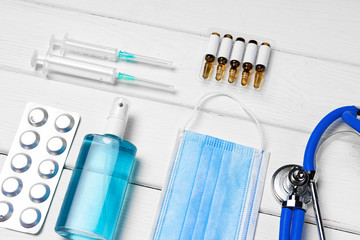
xmin=279 ymin=106 xmax=360 ymax=240
xmin=303 ymin=105 xmax=360 ymax=172
xmin=280 ymin=207 xmax=305 ymax=240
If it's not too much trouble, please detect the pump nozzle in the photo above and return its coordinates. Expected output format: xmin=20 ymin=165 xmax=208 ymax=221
xmin=104 ymin=98 xmax=130 ymax=138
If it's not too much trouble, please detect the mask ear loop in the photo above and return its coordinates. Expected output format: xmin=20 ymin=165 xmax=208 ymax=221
xmin=181 ymin=92 xmax=265 ymax=150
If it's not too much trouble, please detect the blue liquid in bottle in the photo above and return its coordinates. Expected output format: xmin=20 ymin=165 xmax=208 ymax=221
xmin=55 ymin=98 xmax=136 ymax=240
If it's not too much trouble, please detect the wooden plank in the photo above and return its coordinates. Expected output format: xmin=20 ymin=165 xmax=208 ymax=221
xmin=1 ymin=0 xmax=360 ymax=236
xmin=0 ymin=154 xmax=64 ymax=239
xmin=26 ymin=0 xmax=360 ymax=65
xmin=0 ymin=155 xmax=160 ymax=240
xmin=1 ymin=70 xmax=360 ymax=235
xmin=255 ymin=213 xmax=360 ymax=240
xmin=1 ymin=0 xmax=360 ymax=135
xmin=0 ymin=155 xmax=358 ymax=239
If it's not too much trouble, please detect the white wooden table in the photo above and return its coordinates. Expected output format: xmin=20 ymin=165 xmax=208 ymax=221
xmin=1 ymin=0 xmax=360 ymax=239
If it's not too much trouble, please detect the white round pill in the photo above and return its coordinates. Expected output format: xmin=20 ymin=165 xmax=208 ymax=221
xmin=0 ymin=201 xmax=13 ymax=222
xmin=38 ymin=160 xmax=59 ymax=179
xmin=11 ymin=153 xmax=31 ymax=173
xmin=29 ymin=183 xmax=50 ymax=203
xmin=28 ymin=108 xmax=48 ymax=127
xmin=20 ymin=131 xmax=40 ymax=149
xmin=55 ymin=114 xmax=74 ymax=133
xmin=20 ymin=208 xmax=41 ymax=228
xmin=1 ymin=177 xmax=22 ymax=197
xmin=47 ymin=137 xmax=66 ymax=155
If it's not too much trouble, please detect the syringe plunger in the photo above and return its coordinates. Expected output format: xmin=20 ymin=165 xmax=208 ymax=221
xmin=31 ymin=50 xmax=174 ymax=89
xmin=32 ymin=50 xmax=118 ymax=83
xmin=50 ymin=34 xmax=173 ymax=68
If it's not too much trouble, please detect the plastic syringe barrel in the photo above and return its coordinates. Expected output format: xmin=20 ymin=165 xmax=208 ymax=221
xmin=51 ymin=34 xmax=174 ymax=68
xmin=31 ymin=50 xmax=118 ymax=84
xmin=50 ymin=34 xmax=118 ymax=61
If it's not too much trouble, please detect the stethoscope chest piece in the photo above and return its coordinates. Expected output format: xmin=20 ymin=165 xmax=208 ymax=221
xmin=272 ymin=164 xmax=311 ymax=206
xmin=272 ymin=164 xmax=312 ymax=240
xmin=272 ymin=106 xmax=360 ymax=240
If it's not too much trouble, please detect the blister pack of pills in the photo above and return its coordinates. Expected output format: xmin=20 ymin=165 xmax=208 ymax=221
xmin=199 ymin=29 xmax=275 ymax=92
xmin=0 ymin=103 xmax=80 ymax=234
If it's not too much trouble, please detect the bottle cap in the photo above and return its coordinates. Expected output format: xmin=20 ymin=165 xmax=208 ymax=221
xmin=104 ymin=98 xmax=130 ymax=138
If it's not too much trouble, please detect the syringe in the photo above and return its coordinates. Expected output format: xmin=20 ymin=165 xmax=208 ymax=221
xmin=31 ymin=50 xmax=174 ymax=90
xmin=50 ymin=34 xmax=174 ymax=68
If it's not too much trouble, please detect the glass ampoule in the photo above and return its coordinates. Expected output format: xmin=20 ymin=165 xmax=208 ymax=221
xmin=228 ymin=37 xmax=245 ymax=84
xmin=215 ymin=34 xmax=233 ymax=81
xmin=241 ymin=40 xmax=258 ymax=86
xmin=254 ymin=42 xmax=271 ymax=89
xmin=202 ymin=32 xmax=220 ymax=79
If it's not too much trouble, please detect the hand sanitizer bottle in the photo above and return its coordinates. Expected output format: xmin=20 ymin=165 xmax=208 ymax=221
xmin=55 ymin=98 xmax=137 ymax=240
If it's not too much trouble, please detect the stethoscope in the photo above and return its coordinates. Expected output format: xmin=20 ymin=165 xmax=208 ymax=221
xmin=272 ymin=106 xmax=360 ymax=240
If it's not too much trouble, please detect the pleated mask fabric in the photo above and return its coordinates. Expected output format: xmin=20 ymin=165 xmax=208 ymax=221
xmin=152 ymin=93 xmax=270 ymax=240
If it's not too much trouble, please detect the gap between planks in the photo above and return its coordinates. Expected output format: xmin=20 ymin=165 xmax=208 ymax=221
xmin=15 ymin=0 xmax=360 ymax=68
xmin=0 ymin=155 xmax=358 ymax=238
xmin=0 ymin=64 xmax=348 ymax=141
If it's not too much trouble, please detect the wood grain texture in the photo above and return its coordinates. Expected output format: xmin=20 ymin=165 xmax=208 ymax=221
xmin=25 ymin=0 xmax=360 ymax=65
xmin=0 ymin=155 xmax=359 ymax=239
xmin=255 ymin=213 xmax=360 ymax=240
xmin=0 ymin=155 xmax=161 ymax=240
xmin=1 ymin=67 xmax=360 ymax=235
xmin=0 ymin=155 xmax=65 ymax=239
xmin=1 ymin=0 xmax=360 ymax=238
xmin=1 ymin=0 xmax=360 ymax=136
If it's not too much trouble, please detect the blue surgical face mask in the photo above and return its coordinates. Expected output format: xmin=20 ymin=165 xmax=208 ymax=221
xmin=152 ymin=93 xmax=270 ymax=240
